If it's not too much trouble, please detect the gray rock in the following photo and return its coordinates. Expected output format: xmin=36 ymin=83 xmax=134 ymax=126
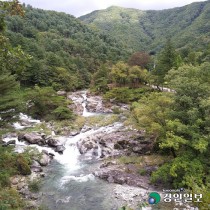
xmin=49 ymin=152 xmax=55 ymax=157
xmin=17 ymin=182 xmax=26 ymax=190
xmin=42 ymin=149 xmax=49 ymax=155
xmin=47 ymin=138 xmax=59 ymax=147
xmin=70 ymin=131 xmax=79 ymax=136
xmin=10 ymin=177 xmax=19 ymax=185
xmin=40 ymin=173 xmax=46 ymax=177
xmin=31 ymin=160 xmax=40 ymax=167
xmin=94 ymin=169 xmax=149 ymax=189
xmin=7 ymin=140 xmax=16 ymax=145
xmin=55 ymin=145 xmax=65 ymax=153
xmin=31 ymin=166 xmax=43 ymax=172
xmin=100 ymin=161 xmax=117 ymax=168
xmin=2 ymin=143 xmax=8 ymax=147
xmin=57 ymin=90 xmax=67 ymax=96
xmin=81 ymin=125 xmax=91 ymax=133
xmin=27 ymin=201 xmax=38 ymax=209
xmin=38 ymin=154 xmax=50 ymax=166
xmin=19 ymin=188 xmax=30 ymax=196
xmin=24 ymin=133 xmax=43 ymax=144
xmin=29 ymin=193 xmax=39 ymax=200
xmin=18 ymin=133 xmax=25 ymax=141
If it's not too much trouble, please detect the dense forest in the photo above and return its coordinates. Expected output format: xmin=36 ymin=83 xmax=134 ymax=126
xmin=80 ymin=0 xmax=210 ymax=52
xmin=0 ymin=0 xmax=210 ymax=209
xmin=5 ymin=4 xmax=130 ymax=90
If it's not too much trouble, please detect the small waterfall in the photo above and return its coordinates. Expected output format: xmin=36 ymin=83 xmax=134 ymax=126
xmin=81 ymin=91 xmax=97 ymax=117
xmin=97 ymin=142 xmax=102 ymax=158
xmin=13 ymin=113 xmax=40 ymax=130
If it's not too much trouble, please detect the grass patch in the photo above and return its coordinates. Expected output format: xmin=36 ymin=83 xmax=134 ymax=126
xmin=138 ymin=168 xmax=147 ymax=176
xmin=118 ymin=154 xmax=169 ymax=166
xmin=28 ymin=179 xmax=41 ymax=193
xmin=118 ymin=156 xmax=143 ymax=165
xmin=51 ymin=116 xmax=85 ymax=134
xmin=85 ymin=114 xmax=119 ymax=128
xmin=23 ymin=122 xmax=51 ymax=135
xmin=0 ymin=188 xmax=25 ymax=209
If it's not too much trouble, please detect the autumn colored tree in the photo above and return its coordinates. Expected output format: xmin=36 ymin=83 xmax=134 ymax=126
xmin=128 ymin=51 xmax=151 ymax=69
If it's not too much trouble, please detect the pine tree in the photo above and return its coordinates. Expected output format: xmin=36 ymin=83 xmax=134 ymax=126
xmin=0 ymin=1 xmax=25 ymax=126
xmin=154 ymin=39 xmax=181 ymax=85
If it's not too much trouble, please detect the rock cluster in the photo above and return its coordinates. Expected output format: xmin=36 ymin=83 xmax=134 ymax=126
xmin=77 ymin=128 xmax=153 ymax=158
xmin=94 ymin=169 xmax=149 ymax=189
xmin=86 ymin=93 xmax=129 ymax=114
xmin=67 ymin=91 xmax=84 ymax=115
xmin=10 ymin=175 xmax=42 ymax=209
xmin=18 ymin=132 xmax=66 ymax=154
xmin=67 ymin=90 xmax=129 ymax=115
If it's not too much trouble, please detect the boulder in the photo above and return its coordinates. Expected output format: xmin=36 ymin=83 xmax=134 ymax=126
xmin=31 ymin=166 xmax=43 ymax=172
xmin=27 ymin=201 xmax=38 ymax=209
xmin=7 ymin=140 xmax=16 ymax=145
xmin=17 ymin=182 xmax=26 ymax=190
xmin=10 ymin=177 xmax=19 ymax=185
xmin=24 ymin=133 xmax=43 ymax=144
xmin=55 ymin=145 xmax=65 ymax=153
xmin=94 ymin=169 xmax=149 ymax=189
xmin=42 ymin=149 xmax=49 ymax=155
xmin=31 ymin=160 xmax=40 ymax=167
xmin=38 ymin=154 xmax=50 ymax=166
xmin=18 ymin=133 xmax=25 ymax=141
xmin=70 ymin=131 xmax=79 ymax=136
xmin=57 ymin=90 xmax=67 ymax=96
xmin=19 ymin=188 xmax=30 ymax=196
xmin=81 ymin=125 xmax=91 ymax=133
xmin=47 ymin=138 xmax=59 ymax=147
xmin=49 ymin=152 xmax=55 ymax=157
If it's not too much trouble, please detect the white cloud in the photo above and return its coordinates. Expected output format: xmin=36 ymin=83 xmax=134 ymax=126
xmin=19 ymin=0 xmax=207 ymax=17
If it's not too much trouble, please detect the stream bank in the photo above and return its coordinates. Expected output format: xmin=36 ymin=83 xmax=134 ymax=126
xmin=2 ymin=90 xmax=180 ymax=210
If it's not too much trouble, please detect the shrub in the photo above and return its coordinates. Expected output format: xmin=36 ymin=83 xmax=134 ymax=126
xmin=16 ymin=154 xmax=31 ymax=175
xmin=28 ymin=179 xmax=41 ymax=192
xmin=0 ymin=188 xmax=25 ymax=209
xmin=0 ymin=172 xmax=10 ymax=187
xmin=138 ymin=168 xmax=147 ymax=176
xmin=104 ymin=87 xmax=153 ymax=103
xmin=52 ymin=106 xmax=74 ymax=120
xmin=103 ymin=87 xmax=133 ymax=103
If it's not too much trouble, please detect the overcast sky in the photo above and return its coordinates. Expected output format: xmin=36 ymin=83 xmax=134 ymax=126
xmin=19 ymin=0 xmax=207 ymax=17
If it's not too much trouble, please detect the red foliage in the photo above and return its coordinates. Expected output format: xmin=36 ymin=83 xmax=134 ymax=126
xmin=128 ymin=51 xmax=151 ymax=68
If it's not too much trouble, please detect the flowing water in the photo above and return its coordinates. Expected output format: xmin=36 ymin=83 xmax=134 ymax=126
xmin=3 ymin=91 xmax=124 ymax=210
xmin=3 ymin=92 xmax=195 ymax=210
xmin=39 ymin=92 xmax=123 ymax=209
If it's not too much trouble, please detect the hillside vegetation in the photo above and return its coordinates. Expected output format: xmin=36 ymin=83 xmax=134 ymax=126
xmin=80 ymin=1 xmax=210 ymax=52
xmin=1 ymin=1 xmax=210 ymax=209
xmin=5 ymin=5 xmax=129 ymax=90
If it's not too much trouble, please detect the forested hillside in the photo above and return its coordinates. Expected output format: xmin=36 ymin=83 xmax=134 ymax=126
xmin=80 ymin=0 xmax=210 ymax=52
xmin=5 ymin=5 xmax=129 ymax=90
xmin=1 ymin=1 xmax=210 ymax=209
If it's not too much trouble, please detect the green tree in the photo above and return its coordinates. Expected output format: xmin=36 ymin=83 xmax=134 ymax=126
xmin=131 ymin=63 xmax=210 ymax=204
xmin=26 ymin=86 xmax=73 ymax=120
xmin=110 ymin=61 xmax=129 ymax=86
xmin=0 ymin=1 xmax=27 ymax=126
xmin=91 ymin=64 xmax=109 ymax=93
xmin=153 ymin=39 xmax=181 ymax=85
xmin=128 ymin=66 xmax=150 ymax=87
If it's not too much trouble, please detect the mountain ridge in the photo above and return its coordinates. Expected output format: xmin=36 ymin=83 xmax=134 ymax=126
xmin=80 ymin=0 xmax=210 ymax=52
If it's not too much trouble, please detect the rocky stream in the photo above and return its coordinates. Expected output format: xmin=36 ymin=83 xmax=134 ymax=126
xmin=2 ymin=90 xmax=190 ymax=210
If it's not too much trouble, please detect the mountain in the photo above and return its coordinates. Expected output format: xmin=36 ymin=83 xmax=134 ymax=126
xmin=80 ymin=1 xmax=210 ymax=52
xmin=5 ymin=5 xmax=129 ymax=90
